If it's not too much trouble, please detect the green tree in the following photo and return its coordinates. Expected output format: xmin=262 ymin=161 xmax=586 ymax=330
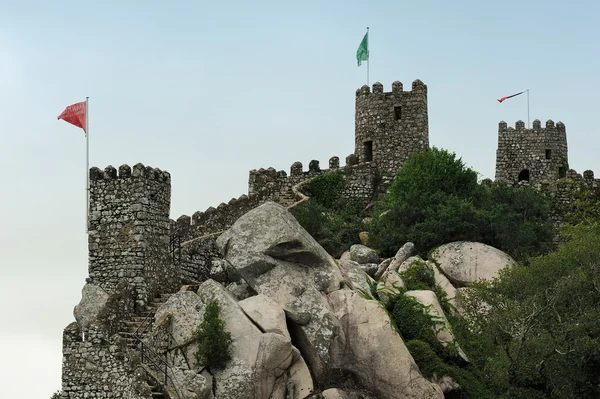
xmin=456 ymin=222 xmax=600 ymax=398
xmin=369 ymin=147 xmax=553 ymax=260
xmin=195 ymin=299 xmax=232 ymax=370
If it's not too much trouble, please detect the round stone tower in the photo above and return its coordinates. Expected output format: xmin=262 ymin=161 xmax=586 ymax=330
xmin=354 ymin=79 xmax=429 ymax=178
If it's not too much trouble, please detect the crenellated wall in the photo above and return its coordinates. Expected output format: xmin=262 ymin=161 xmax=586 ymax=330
xmin=248 ymin=156 xmax=381 ymax=208
xmin=355 ymin=80 xmax=429 ymax=178
xmin=88 ymin=163 xmax=178 ymax=308
xmin=496 ymin=119 xmax=568 ymax=184
xmin=539 ymin=169 xmax=599 ymax=234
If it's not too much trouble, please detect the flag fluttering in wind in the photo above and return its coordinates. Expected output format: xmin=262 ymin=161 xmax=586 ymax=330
xmin=356 ymin=31 xmax=369 ymax=66
xmin=58 ymin=101 xmax=87 ymax=132
xmin=497 ymin=91 xmax=525 ymax=103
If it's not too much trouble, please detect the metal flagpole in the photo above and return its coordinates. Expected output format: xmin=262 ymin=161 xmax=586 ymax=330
xmin=527 ymin=89 xmax=530 ymax=128
xmin=86 ymin=97 xmax=89 ymax=233
xmin=366 ymin=27 xmax=369 ymax=86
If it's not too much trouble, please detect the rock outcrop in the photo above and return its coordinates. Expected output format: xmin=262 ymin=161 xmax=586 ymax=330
xmin=430 ymin=242 xmax=515 ymax=286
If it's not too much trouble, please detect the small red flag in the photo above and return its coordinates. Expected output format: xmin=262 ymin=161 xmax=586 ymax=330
xmin=497 ymin=91 xmax=524 ymax=103
xmin=58 ymin=101 xmax=86 ymax=132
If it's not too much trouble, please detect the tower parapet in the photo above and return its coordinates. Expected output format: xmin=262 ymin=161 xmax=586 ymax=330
xmin=355 ymin=80 xmax=429 ymax=178
xmin=495 ymin=119 xmax=568 ymax=184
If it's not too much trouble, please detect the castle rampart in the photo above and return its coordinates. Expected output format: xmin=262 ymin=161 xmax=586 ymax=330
xmin=88 ymin=163 xmax=178 ymax=308
xmin=248 ymin=156 xmax=380 ymax=208
xmin=495 ymin=119 xmax=568 ymax=185
xmin=355 ymin=80 xmax=429 ymax=178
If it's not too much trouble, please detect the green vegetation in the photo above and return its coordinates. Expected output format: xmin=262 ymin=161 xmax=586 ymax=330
xmin=290 ymin=147 xmax=599 ymax=398
xmin=292 ymin=171 xmax=364 ymax=257
xmin=455 ymin=222 xmax=600 ymax=399
xmin=195 ymin=299 xmax=232 ymax=370
xmin=51 ymin=392 xmax=61 ymax=399
xmin=369 ymin=147 xmax=553 ymax=260
xmin=388 ymin=265 xmax=491 ymax=398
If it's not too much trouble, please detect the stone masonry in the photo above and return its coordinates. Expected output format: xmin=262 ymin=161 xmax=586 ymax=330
xmin=355 ymin=80 xmax=429 ymax=179
xmin=88 ymin=163 xmax=178 ymax=308
xmin=495 ymin=119 xmax=568 ymax=184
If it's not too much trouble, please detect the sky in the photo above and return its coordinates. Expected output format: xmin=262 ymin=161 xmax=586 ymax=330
xmin=1 ymin=0 xmax=599 ymax=397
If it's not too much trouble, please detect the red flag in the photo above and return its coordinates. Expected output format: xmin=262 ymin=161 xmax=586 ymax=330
xmin=497 ymin=91 xmax=524 ymax=103
xmin=58 ymin=101 xmax=86 ymax=132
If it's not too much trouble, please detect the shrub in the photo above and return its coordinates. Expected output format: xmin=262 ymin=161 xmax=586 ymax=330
xmin=291 ymin=198 xmax=364 ymax=258
xmin=51 ymin=392 xmax=61 ymax=399
xmin=195 ymin=299 xmax=232 ymax=370
xmin=301 ymin=171 xmax=346 ymax=209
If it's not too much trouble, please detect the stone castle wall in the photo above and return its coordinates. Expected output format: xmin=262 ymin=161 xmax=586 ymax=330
xmin=355 ymin=80 xmax=429 ymax=178
xmin=248 ymin=156 xmax=380 ymax=208
xmin=61 ymin=323 xmax=148 ymax=399
xmin=539 ymin=169 xmax=599 ymax=233
xmin=88 ymin=164 xmax=178 ymax=307
xmin=495 ymin=119 xmax=568 ymax=184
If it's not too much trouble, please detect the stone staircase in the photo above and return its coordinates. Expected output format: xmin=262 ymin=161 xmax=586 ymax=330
xmin=119 ymin=293 xmax=173 ymax=349
xmin=118 ymin=292 xmax=176 ymax=398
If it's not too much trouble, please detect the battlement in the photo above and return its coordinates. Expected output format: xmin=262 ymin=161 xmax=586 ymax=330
xmin=498 ymin=119 xmax=566 ymax=133
xmin=172 ymin=192 xmax=264 ymax=243
xmin=355 ymin=79 xmax=427 ymax=97
xmin=89 ymin=163 xmax=171 ymax=182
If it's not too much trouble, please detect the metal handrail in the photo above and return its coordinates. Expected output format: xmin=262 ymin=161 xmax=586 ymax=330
xmin=133 ymin=330 xmax=188 ymax=399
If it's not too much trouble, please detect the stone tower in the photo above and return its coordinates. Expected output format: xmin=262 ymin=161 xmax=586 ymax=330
xmin=495 ymin=119 xmax=568 ymax=184
xmin=354 ymin=79 xmax=429 ymax=178
xmin=87 ymin=163 xmax=177 ymax=307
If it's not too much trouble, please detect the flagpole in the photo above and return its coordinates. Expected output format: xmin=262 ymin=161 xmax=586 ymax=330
xmin=86 ymin=97 xmax=89 ymax=233
xmin=366 ymin=27 xmax=369 ymax=86
xmin=526 ymin=89 xmax=530 ymax=128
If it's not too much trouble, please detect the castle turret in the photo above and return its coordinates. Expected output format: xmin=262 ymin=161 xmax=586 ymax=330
xmin=355 ymin=80 xmax=429 ymax=178
xmin=87 ymin=163 xmax=177 ymax=307
xmin=495 ymin=119 xmax=568 ymax=184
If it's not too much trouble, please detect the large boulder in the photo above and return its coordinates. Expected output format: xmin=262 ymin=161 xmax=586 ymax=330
xmin=154 ymin=291 xmax=205 ymax=348
xmin=337 ymin=259 xmax=375 ymax=297
xmin=216 ymin=202 xmax=345 ymax=384
xmin=349 ymin=244 xmax=379 ymax=265
xmin=239 ymin=294 xmax=290 ymax=339
xmin=376 ymin=271 xmax=405 ymax=306
xmin=430 ymin=242 xmax=515 ymax=286
xmin=328 ymin=289 xmax=444 ymax=399
xmin=376 ymin=242 xmax=415 ymax=279
xmin=431 ymin=264 xmax=458 ymax=310
xmin=73 ymin=283 xmax=110 ymax=329
xmin=404 ymin=290 xmax=468 ymax=362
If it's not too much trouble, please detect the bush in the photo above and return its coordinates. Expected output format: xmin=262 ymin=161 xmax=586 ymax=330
xmin=291 ymin=171 xmax=366 ymax=257
xmin=301 ymin=171 xmax=346 ymax=209
xmin=51 ymin=392 xmax=61 ymax=399
xmin=195 ymin=299 xmax=232 ymax=370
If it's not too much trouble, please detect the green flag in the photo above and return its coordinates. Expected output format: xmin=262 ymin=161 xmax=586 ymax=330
xmin=356 ymin=31 xmax=369 ymax=66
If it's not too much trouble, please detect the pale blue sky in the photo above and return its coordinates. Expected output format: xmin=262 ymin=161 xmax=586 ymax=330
xmin=1 ymin=1 xmax=599 ymax=397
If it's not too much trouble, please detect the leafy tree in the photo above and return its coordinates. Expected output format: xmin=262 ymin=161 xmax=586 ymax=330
xmin=195 ymin=299 xmax=232 ymax=370
xmin=369 ymin=147 xmax=553 ymax=259
xmin=456 ymin=222 xmax=600 ymax=398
